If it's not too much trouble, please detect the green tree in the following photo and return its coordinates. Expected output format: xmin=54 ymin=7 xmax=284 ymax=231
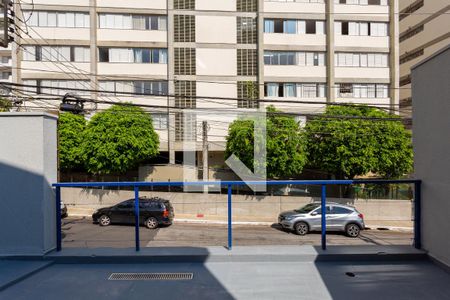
xmin=225 ymin=107 xmax=307 ymax=179
xmin=305 ymin=105 xmax=413 ymax=179
xmin=58 ymin=113 xmax=86 ymax=171
xmin=0 ymin=98 xmax=11 ymax=112
xmin=81 ymin=104 xmax=159 ymax=175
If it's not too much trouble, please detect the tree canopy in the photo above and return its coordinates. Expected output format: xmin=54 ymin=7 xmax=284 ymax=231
xmin=58 ymin=113 xmax=86 ymax=171
xmin=305 ymin=105 xmax=413 ymax=179
xmin=80 ymin=104 xmax=159 ymax=175
xmin=0 ymin=98 xmax=11 ymax=112
xmin=225 ymin=106 xmax=308 ymax=179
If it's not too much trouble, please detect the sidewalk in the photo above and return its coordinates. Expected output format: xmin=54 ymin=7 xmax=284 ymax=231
xmin=68 ymin=207 xmax=413 ymax=231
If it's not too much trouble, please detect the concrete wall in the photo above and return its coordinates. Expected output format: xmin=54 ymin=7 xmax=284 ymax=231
xmin=412 ymin=45 xmax=450 ymax=267
xmin=0 ymin=113 xmax=58 ymax=255
xmin=61 ymin=188 xmax=412 ymax=224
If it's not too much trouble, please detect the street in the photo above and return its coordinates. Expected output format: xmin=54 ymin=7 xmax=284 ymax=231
xmin=62 ymin=217 xmax=413 ymax=248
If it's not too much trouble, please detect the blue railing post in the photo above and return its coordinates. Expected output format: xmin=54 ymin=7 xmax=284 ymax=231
xmin=56 ymin=186 xmax=62 ymax=251
xmin=414 ymin=181 xmax=422 ymax=249
xmin=321 ymin=184 xmax=327 ymax=250
xmin=227 ymin=184 xmax=232 ymax=250
xmin=134 ymin=186 xmax=140 ymax=251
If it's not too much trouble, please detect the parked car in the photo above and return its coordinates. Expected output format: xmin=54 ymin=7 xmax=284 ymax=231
xmin=61 ymin=202 xmax=68 ymax=218
xmin=92 ymin=197 xmax=174 ymax=229
xmin=278 ymin=202 xmax=365 ymax=237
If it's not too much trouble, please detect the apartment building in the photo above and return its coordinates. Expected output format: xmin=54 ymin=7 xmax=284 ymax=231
xmin=399 ymin=0 xmax=450 ymax=118
xmin=13 ymin=0 xmax=398 ymax=165
xmin=0 ymin=44 xmax=12 ymax=91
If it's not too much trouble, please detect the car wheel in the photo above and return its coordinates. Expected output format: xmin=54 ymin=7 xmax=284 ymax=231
xmin=345 ymin=223 xmax=361 ymax=238
xmin=294 ymin=222 xmax=309 ymax=236
xmin=98 ymin=215 xmax=111 ymax=226
xmin=145 ymin=217 xmax=159 ymax=229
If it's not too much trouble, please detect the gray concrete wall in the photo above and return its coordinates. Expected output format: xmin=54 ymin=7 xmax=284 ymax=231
xmin=61 ymin=188 xmax=412 ymax=224
xmin=0 ymin=113 xmax=58 ymax=255
xmin=412 ymin=45 xmax=450 ymax=267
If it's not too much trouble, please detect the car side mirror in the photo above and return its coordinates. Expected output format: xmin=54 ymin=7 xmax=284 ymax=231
xmin=311 ymin=212 xmax=318 ymax=216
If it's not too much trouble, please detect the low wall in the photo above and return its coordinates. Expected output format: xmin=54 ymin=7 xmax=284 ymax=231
xmin=61 ymin=188 xmax=412 ymax=224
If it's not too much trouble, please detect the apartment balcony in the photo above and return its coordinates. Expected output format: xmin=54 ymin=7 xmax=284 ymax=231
xmin=0 ymin=76 xmax=12 ymax=83
xmin=264 ymin=65 xmax=326 ymax=80
xmin=97 ymin=0 xmax=166 ymax=10
xmin=264 ymin=33 xmax=326 ymax=48
xmin=334 ymin=3 xmax=389 ymax=18
xmin=97 ymin=29 xmax=167 ymax=44
xmin=26 ymin=27 xmax=90 ymax=42
xmin=263 ymin=96 xmax=327 ymax=113
xmin=21 ymin=61 xmax=91 ymax=78
xmin=335 ymin=97 xmax=391 ymax=107
xmin=32 ymin=0 xmax=90 ymax=6
xmin=264 ymin=1 xmax=325 ymax=14
xmin=97 ymin=63 xmax=167 ymax=76
xmin=335 ymin=36 xmax=389 ymax=50
xmin=0 ymin=59 xmax=12 ymax=68
xmin=335 ymin=67 xmax=390 ymax=81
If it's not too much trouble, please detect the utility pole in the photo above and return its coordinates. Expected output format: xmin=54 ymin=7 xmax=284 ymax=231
xmin=202 ymin=121 xmax=208 ymax=193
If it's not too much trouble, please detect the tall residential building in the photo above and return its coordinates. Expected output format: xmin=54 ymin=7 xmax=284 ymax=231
xmin=399 ymin=0 xmax=450 ymax=118
xmin=13 ymin=0 xmax=398 ymax=165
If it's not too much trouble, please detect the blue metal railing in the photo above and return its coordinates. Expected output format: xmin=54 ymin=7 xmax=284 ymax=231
xmin=52 ymin=179 xmax=422 ymax=252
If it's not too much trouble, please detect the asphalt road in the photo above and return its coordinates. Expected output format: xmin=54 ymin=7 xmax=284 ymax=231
xmin=62 ymin=217 xmax=413 ymax=248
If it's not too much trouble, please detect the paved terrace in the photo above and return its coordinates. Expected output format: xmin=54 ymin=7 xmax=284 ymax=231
xmin=1 ymin=245 xmax=449 ymax=300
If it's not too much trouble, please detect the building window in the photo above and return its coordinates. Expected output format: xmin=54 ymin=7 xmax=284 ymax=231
xmin=174 ymin=15 xmax=195 ymax=43
xmin=174 ymin=0 xmax=195 ymax=10
xmin=335 ymin=21 xmax=388 ymax=36
xmin=237 ymin=49 xmax=258 ymax=76
xmin=152 ymin=114 xmax=168 ymax=130
xmin=23 ymin=45 xmax=90 ymax=62
xmin=264 ymin=19 xmax=325 ymax=35
xmin=337 ymin=83 xmax=389 ymax=98
xmin=335 ymin=0 xmax=388 ymax=5
xmin=175 ymin=80 xmax=196 ymax=108
xmin=175 ymin=80 xmax=197 ymax=141
xmin=237 ymin=0 xmax=257 ymax=12
xmin=237 ymin=17 xmax=257 ymax=44
xmin=237 ymin=81 xmax=259 ymax=108
xmin=264 ymin=51 xmax=325 ymax=66
xmin=99 ymin=81 xmax=168 ymax=96
xmin=400 ymin=49 xmax=424 ymax=64
xmin=98 ymin=48 xmax=167 ymax=63
xmin=23 ymin=11 xmax=90 ymax=28
xmin=99 ymin=14 xmax=167 ymax=31
xmin=23 ymin=80 xmax=90 ymax=95
xmin=264 ymin=83 xmax=326 ymax=98
xmin=335 ymin=52 xmax=388 ymax=67
xmin=174 ymin=48 xmax=196 ymax=75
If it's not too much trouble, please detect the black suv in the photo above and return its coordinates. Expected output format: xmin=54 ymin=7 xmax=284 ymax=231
xmin=92 ymin=197 xmax=174 ymax=229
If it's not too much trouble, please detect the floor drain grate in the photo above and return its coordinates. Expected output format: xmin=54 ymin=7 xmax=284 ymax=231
xmin=108 ymin=273 xmax=194 ymax=281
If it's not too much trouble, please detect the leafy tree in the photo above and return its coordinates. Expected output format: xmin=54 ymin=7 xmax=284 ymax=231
xmin=58 ymin=113 xmax=86 ymax=171
xmin=0 ymin=98 xmax=11 ymax=112
xmin=305 ymin=105 xmax=413 ymax=179
xmin=81 ymin=104 xmax=159 ymax=175
xmin=225 ymin=106 xmax=307 ymax=179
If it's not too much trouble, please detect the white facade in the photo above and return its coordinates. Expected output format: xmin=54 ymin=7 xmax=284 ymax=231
xmin=13 ymin=0 xmax=398 ymax=160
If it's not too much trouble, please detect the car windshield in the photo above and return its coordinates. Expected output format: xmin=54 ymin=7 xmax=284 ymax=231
xmin=294 ymin=203 xmax=320 ymax=213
